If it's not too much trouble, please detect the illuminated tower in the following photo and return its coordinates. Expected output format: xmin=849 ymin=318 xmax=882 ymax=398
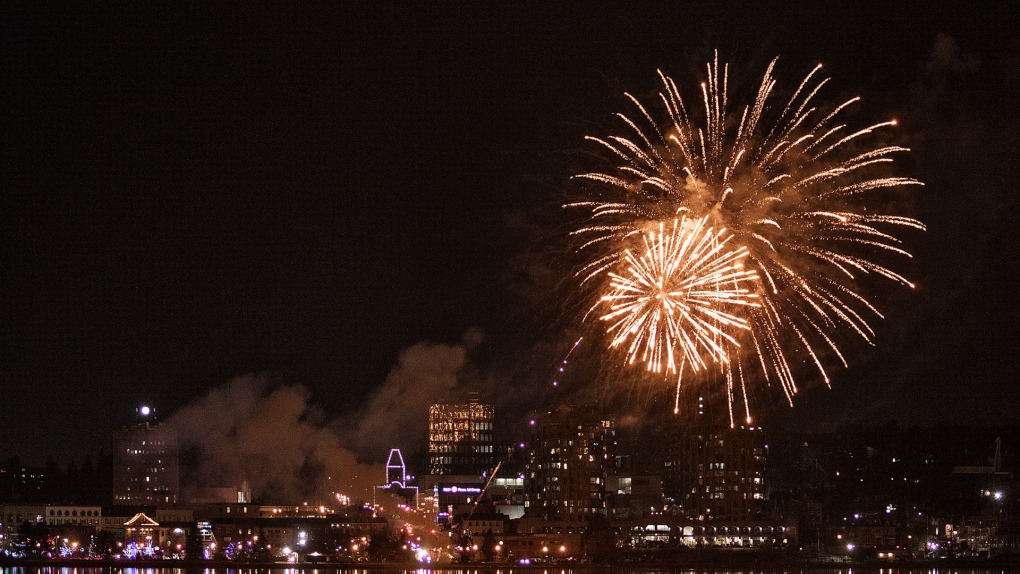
xmin=376 ymin=448 xmax=419 ymax=507
xmin=428 ymin=397 xmax=495 ymax=477
xmin=386 ymin=448 xmax=407 ymax=487
xmin=112 ymin=406 xmax=180 ymax=505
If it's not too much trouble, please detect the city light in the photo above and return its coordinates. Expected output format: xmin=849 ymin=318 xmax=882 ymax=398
xmin=0 ymin=347 xmax=1010 ymax=567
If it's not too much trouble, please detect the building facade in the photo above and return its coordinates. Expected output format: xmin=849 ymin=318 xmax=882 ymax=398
xmin=428 ymin=398 xmax=495 ymax=477
xmin=664 ymin=395 xmax=765 ymax=520
xmin=524 ymin=406 xmax=616 ymax=518
xmin=0 ymin=463 xmax=47 ymax=503
xmin=112 ymin=408 xmax=180 ymax=505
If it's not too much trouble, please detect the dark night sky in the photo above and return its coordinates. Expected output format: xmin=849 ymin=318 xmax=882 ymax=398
xmin=2 ymin=2 xmax=1018 ymax=464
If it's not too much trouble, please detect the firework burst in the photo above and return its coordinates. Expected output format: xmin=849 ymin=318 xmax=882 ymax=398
xmin=600 ymin=216 xmax=758 ymax=375
xmin=570 ymin=53 xmax=924 ymax=420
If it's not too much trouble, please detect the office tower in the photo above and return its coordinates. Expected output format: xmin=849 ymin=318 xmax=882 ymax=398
xmin=428 ymin=398 xmax=495 ymax=477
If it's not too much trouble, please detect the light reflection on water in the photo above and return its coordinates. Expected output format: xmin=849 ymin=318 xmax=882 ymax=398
xmin=0 ymin=568 xmax=1013 ymax=574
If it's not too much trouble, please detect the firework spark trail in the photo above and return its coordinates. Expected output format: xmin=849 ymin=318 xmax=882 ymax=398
xmin=599 ymin=216 xmax=759 ymax=377
xmin=570 ymin=53 xmax=924 ymax=423
xmin=551 ymin=337 xmax=583 ymax=387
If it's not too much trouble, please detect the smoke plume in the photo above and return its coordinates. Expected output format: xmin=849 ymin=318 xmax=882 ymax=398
xmin=165 ymin=375 xmax=382 ymax=504
xmin=346 ymin=333 xmax=480 ymax=459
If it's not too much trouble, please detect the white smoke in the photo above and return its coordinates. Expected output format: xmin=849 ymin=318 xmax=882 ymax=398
xmin=164 ymin=330 xmax=490 ymax=504
xmin=165 ymin=375 xmax=382 ymax=504
xmin=347 ymin=331 xmax=485 ymax=458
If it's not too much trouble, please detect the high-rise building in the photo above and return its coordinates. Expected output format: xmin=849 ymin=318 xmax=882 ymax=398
xmin=524 ymin=406 xmax=616 ymax=518
xmin=112 ymin=406 xmax=179 ymax=505
xmin=664 ymin=394 xmax=765 ymax=520
xmin=428 ymin=398 xmax=495 ymax=477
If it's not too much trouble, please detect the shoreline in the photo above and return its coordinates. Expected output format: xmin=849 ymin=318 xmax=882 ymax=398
xmin=3 ymin=555 xmax=1020 ymax=570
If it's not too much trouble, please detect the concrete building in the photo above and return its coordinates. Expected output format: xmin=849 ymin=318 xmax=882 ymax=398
xmin=0 ymin=463 xmax=48 ymax=503
xmin=664 ymin=395 xmax=766 ymax=520
xmin=608 ymin=475 xmax=663 ymax=518
xmin=524 ymin=406 xmax=616 ymax=519
xmin=44 ymin=505 xmax=102 ymax=528
xmin=112 ymin=406 xmax=180 ymax=505
xmin=1 ymin=504 xmax=103 ymax=553
xmin=0 ymin=504 xmax=45 ymax=545
xmin=431 ymin=475 xmax=486 ymax=523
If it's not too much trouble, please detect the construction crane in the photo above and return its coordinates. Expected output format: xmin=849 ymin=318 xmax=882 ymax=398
xmin=466 ymin=461 xmax=504 ymax=521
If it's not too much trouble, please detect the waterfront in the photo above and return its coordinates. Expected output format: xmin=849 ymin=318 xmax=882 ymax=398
xmin=4 ymin=567 xmax=1020 ymax=574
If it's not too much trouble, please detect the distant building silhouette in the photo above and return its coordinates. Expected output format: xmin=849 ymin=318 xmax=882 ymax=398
xmin=0 ymin=460 xmax=47 ymax=503
xmin=664 ymin=394 xmax=765 ymax=520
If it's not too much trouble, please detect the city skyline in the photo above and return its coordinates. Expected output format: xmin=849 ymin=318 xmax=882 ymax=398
xmin=2 ymin=393 xmax=1017 ymax=562
xmin=3 ymin=1 xmax=1020 ymax=466
xmin=4 ymin=398 xmax=1016 ymax=509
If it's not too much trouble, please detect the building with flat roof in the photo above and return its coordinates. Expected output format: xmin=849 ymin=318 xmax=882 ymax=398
xmin=112 ymin=406 xmax=179 ymax=505
xmin=428 ymin=397 xmax=495 ymax=477
xmin=664 ymin=395 xmax=765 ymax=520
xmin=524 ymin=406 xmax=616 ymax=519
